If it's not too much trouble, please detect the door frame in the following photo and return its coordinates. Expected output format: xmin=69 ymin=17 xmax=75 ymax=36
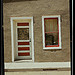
xmin=11 ymin=17 xmax=34 ymax=62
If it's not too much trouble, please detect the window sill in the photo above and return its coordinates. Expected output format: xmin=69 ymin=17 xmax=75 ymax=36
xmin=43 ymin=46 xmax=62 ymax=50
xmin=5 ymin=62 xmax=70 ymax=69
xmin=14 ymin=59 xmax=33 ymax=63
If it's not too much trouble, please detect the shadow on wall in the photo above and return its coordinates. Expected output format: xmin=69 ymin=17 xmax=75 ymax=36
xmin=3 ymin=0 xmax=38 ymax=3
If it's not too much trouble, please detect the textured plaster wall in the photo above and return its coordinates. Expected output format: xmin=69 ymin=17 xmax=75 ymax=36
xmin=3 ymin=0 xmax=71 ymax=62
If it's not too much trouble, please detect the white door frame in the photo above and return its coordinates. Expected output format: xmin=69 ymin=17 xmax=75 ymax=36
xmin=11 ymin=17 xmax=34 ymax=62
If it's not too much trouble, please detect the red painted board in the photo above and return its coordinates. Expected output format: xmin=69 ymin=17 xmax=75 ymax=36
xmin=18 ymin=47 xmax=30 ymax=51
xmin=18 ymin=52 xmax=30 ymax=56
xmin=18 ymin=42 xmax=29 ymax=45
xmin=17 ymin=23 xmax=29 ymax=26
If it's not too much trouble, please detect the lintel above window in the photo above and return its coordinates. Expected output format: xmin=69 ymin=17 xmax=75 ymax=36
xmin=42 ymin=15 xmax=62 ymax=49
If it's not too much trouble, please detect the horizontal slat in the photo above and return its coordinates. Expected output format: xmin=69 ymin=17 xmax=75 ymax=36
xmin=18 ymin=52 xmax=30 ymax=56
xmin=17 ymin=26 xmax=29 ymax=28
xmin=18 ymin=47 xmax=30 ymax=51
xmin=18 ymin=51 xmax=30 ymax=53
xmin=17 ymin=40 xmax=30 ymax=42
xmin=17 ymin=23 xmax=29 ymax=26
xmin=18 ymin=42 xmax=29 ymax=45
xmin=18 ymin=45 xmax=30 ymax=47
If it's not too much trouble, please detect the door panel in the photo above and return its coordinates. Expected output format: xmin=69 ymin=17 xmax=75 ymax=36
xmin=16 ymin=22 xmax=32 ymax=60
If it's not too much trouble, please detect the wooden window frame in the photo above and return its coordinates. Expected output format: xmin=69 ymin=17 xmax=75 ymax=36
xmin=42 ymin=15 xmax=62 ymax=49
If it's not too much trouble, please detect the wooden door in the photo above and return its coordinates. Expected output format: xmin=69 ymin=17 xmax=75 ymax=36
xmin=16 ymin=22 xmax=32 ymax=60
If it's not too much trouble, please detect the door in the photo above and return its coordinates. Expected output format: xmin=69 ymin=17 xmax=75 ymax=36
xmin=16 ymin=21 xmax=32 ymax=60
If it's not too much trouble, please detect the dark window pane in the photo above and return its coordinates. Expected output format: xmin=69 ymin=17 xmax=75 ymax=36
xmin=18 ymin=28 xmax=29 ymax=40
xmin=45 ymin=33 xmax=58 ymax=46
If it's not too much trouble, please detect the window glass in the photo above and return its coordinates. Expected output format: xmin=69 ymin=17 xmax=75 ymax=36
xmin=18 ymin=28 xmax=29 ymax=40
xmin=44 ymin=18 xmax=59 ymax=47
xmin=45 ymin=33 xmax=58 ymax=46
xmin=45 ymin=18 xmax=58 ymax=32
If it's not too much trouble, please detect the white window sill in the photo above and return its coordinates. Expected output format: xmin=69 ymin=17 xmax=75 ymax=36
xmin=5 ymin=62 xmax=70 ymax=69
xmin=43 ymin=47 xmax=62 ymax=50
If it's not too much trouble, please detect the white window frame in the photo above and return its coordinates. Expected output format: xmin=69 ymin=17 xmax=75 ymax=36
xmin=11 ymin=17 xmax=34 ymax=62
xmin=42 ymin=15 xmax=62 ymax=50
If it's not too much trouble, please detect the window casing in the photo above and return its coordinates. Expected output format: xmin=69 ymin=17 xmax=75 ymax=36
xmin=42 ymin=15 xmax=61 ymax=49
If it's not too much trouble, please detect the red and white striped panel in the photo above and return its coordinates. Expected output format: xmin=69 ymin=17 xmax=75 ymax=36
xmin=17 ymin=23 xmax=30 ymax=57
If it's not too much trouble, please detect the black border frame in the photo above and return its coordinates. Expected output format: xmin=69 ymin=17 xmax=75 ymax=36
xmin=69 ymin=0 xmax=73 ymax=75
xmin=0 ymin=0 xmax=73 ymax=75
xmin=0 ymin=0 xmax=4 ymax=75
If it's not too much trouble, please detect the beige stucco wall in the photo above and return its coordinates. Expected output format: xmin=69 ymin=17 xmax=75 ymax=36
xmin=3 ymin=0 xmax=71 ymax=62
xmin=5 ymin=71 xmax=71 ymax=75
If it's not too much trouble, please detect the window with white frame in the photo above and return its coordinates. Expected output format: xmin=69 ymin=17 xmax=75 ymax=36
xmin=42 ymin=15 xmax=61 ymax=49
